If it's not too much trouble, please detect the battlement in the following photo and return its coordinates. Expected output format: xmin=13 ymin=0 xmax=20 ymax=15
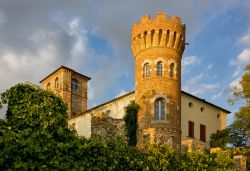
xmin=131 ymin=12 xmax=185 ymax=56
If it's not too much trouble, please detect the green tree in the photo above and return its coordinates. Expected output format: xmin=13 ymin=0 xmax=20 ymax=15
xmin=209 ymin=128 xmax=230 ymax=149
xmin=229 ymin=64 xmax=250 ymax=146
xmin=124 ymin=100 xmax=140 ymax=146
xmin=0 ymin=83 xmax=83 ymax=170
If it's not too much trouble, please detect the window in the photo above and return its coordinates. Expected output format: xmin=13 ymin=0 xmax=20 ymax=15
xmin=170 ymin=63 xmax=174 ymax=77
xmin=154 ymin=98 xmax=165 ymax=120
xmin=143 ymin=63 xmax=150 ymax=78
xmin=55 ymin=77 xmax=59 ymax=89
xmin=157 ymin=62 xmax=163 ymax=76
xmin=200 ymin=107 xmax=204 ymax=112
xmin=200 ymin=124 xmax=206 ymax=142
xmin=47 ymin=83 xmax=51 ymax=90
xmin=72 ymin=79 xmax=78 ymax=91
xmin=188 ymin=121 xmax=194 ymax=138
xmin=188 ymin=102 xmax=193 ymax=108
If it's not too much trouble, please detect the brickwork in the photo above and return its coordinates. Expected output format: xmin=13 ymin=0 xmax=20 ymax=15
xmin=132 ymin=12 xmax=185 ymax=151
xmin=40 ymin=66 xmax=90 ymax=118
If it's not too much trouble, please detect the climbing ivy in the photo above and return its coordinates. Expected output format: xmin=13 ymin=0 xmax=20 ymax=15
xmin=124 ymin=100 xmax=140 ymax=146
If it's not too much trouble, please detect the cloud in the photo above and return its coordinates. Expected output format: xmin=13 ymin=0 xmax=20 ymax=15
xmin=239 ymin=28 xmax=250 ymax=46
xmin=211 ymin=91 xmax=223 ymax=100
xmin=207 ymin=63 xmax=214 ymax=69
xmin=183 ymin=73 xmax=220 ymax=96
xmin=116 ymin=89 xmax=128 ymax=97
xmin=182 ymin=56 xmax=200 ymax=74
xmin=230 ymin=27 xmax=250 ymax=78
xmin=237 ymin=48 xmax=250 ymax=63
xmin=0 ymin=0 xmax=249 ymax=111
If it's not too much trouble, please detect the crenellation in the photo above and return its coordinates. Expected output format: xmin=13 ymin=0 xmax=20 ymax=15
xmin=131 ymin=12 xmax=185 ymax=57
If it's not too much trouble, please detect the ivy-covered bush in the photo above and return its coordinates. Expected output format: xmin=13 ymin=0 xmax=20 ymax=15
xmin=124 ymin=100 xmax=140 ymax=146
xmin=0 ymin=83 xmax=235 ymax=170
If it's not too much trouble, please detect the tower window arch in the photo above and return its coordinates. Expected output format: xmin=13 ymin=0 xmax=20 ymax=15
xmin=143 ymin=63 xmax=150 ymax=78
xmin=170 ymin=63 xmax=175 ymax=78
xmin=157 ymin=61 xmax=163 ymax=76
xmin=154 ymin=98 xmax=166 ymax=120
xmin=55 ymin=77 xmax=59 ymax=89
xmin=72 ymin=79 xmax=78 ymax=91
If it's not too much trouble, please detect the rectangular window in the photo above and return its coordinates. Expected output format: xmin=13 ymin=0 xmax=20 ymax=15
xmin=188 ymin=121 xmax=194 ymax=138
xmin=200 ymin=124 xmax=206 ymax=142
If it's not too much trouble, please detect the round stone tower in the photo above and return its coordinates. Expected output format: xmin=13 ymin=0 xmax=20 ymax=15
xmin=131 ymin=12 xmax=185 ymax=151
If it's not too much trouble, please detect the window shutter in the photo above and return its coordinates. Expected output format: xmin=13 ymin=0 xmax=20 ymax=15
xmin=188 ymin=121 xmax=194 ymax=138
xmin=200 ymin=124 xmax=206 ymax=142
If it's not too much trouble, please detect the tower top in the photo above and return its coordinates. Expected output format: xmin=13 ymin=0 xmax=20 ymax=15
xmin=131 ymin=12 xmax=186 ymax=56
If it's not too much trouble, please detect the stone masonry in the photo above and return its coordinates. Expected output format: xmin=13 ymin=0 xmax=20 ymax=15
xmin=131 ymin=12 xmax=185 ymax=151
xmin=40 ymin=65 xmax=90 ymax=118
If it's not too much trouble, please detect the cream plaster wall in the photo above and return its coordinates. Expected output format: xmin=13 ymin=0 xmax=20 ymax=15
xmin=181 ymin=93 xmax=227 ymax=148
xmin=68 ymin=113 xmax=92 ymax=138
xmin=93 ymin=93 xmax=135 ymax=119
xmin=68 ymin=91 xmax=227 ymax=149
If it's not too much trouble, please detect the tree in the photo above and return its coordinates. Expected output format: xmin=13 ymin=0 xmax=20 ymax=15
xmin=230 ymin=65 xmax=250 ymax=135
xmin=229 ymin=64 xmax=250 ymax=146
xmin=0 ymin=83 xmax=83 ymax=170
xmin=209 ymin=128 xmax=229 ymax=149
xmin=124 ymin=100 xmax=140 ymax=146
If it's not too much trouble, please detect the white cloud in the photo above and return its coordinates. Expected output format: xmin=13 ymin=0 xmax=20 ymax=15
xmin=207 ymin=63 xmax=214 ymax=69
xmin=116 ymin=89 xmax=128 ymax=97
xmin=237 ymin=48 xmax=250 ymax=63
xmin=183 ymin=72 xmax=220 ymax=96
xmin=239 ymin=28 xmax=250 ymax=46
xmin=211 ymin=91 xmax=223 ymax=100
xmin=182 ymin=56 xmax=200 ymax=74
xmin=191 ymin=83 xmax=220 ymax=96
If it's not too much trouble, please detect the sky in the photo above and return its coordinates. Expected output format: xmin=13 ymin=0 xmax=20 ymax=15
xmin=0 ymin=0 xmax=249 ymax=125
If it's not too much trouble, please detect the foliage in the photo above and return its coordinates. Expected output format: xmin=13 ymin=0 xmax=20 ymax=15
xmin=0 ymin=83 xmax=80 ymax=170
xmin=124 ymin=100 xmax=140 ymax=146
xmin=0 ymin=83 xmax=235 ymax=170
xmin=228 ymin=126 xmax=249 ymax=147
xmin=229 ymin=64 xmax=250 ymax=147
xmin=210 ymin=128 xmax=230 ymax=149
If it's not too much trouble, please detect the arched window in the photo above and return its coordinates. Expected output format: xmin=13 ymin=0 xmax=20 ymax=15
xmin=170 ymin=63 xmax=174 ymax=78
xmin=72 ymin=79 xmax=78 ymax=91
xmin=47 ymin=83 xmax=51 ymax=90
xmin=143 ymin=63 xmax=150 ymax=78
xmin=157 ymin=62 xmax=163 ymax=76
xmin=55 ymin=77 xmax=59 ymax=89
xmin=154 ymin=98 xmax=165 ymax=120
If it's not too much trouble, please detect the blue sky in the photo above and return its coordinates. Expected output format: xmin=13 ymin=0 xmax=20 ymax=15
xmin=0 ymin=0 xmax=249 ymax=125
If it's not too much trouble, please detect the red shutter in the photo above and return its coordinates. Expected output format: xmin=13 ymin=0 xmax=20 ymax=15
xmin=188 ymin=121 xmax=194 ymax=138
xmin=200 ymin=124 xmax=206 ymax=142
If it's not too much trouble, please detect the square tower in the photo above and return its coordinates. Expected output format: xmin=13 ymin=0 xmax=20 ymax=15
xmin=40 ymin=65 xmax=91 ymax=118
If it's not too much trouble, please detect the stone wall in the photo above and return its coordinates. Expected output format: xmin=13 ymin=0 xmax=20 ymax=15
xmin=91 ymin=111 xmax=125 ymax=140
xmin=181 ymin=138 xmax=206 ymax=153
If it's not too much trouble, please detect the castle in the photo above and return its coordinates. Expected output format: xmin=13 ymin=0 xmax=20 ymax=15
xmin=40 ymin=12 xmax=230 ymax=152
